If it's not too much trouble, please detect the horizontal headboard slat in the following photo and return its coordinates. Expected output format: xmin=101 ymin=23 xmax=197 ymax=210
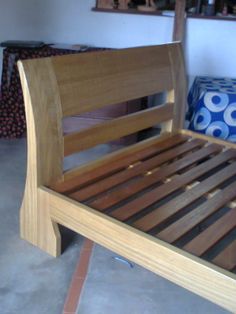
xmin=64 ymin=103 xmax=174 ymax=156
xmin=52 ymin=45 xmax=174 ymax=117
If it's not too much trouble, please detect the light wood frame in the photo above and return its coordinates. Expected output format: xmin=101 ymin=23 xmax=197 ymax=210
xmin=18 ymin=43 xmax=236 ymax=312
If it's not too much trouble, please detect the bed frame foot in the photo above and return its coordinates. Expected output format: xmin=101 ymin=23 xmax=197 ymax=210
xmin=20 ymin=188 xmax=61 ymax=257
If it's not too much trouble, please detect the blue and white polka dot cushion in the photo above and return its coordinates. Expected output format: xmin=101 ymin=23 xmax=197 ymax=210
xmin=189 ymin=77 xmax=236 ymax=143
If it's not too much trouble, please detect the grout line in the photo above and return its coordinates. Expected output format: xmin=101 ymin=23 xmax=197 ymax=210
xmin=63 ymin=238 xmax=94 ymax=314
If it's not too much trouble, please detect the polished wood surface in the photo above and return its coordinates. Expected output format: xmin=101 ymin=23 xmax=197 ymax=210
xmin=45 ymin=187 xmax=236 ymax=313
xmin=213 ymin=239 xmax=236 ymax=271
xmin=17 ymin=59 xmax=63 ymax=256
xmin=53 ymin=133 xmax=176 ymax=193
xmin=87 ymin=142 xmax=220 ymax=212
xmin=70 ymin=137 xmax=200 ymax=201
xmin=64 ymin=103 xmax=174 ymax=155
xmin=157 ymin=180 xmax=236 ymax=243
xmin=63 ymin=99 xmax=142 ymax=146
xmin=52 ymin=45 xmax=174 ymax=117
xmin=184 ymin=208 xmax=236 ymax=256
xmin=133 ymin=153 xmax=236 ymax=231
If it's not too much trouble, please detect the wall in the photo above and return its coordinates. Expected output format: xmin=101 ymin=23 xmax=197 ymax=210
xmin=0 ymin=0 xmax=48 ymax=75
xmin=39 ymin=0 xmax=173 ymax=47
xmin=0 ymin=0 xmax=236 ymax=79
xmin=185 ymin=18 xmax=236 ymax=78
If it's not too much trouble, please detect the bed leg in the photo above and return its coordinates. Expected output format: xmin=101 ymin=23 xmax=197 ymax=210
xmin=20 ymin=185 xmax=61 ymax=257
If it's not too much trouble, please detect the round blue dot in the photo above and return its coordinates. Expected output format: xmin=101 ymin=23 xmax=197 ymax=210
xmin=197 ymin=115 xmax=204 ymax=124
xmin=231 ymin=111 xmax=236 ymax=119
xmin=212 ymin=96 xmax=221 ymax=104
xmin=213 ymin=129 xmax=221 ymax=137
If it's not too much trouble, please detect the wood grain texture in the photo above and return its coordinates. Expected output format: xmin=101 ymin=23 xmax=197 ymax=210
xmin=89 ymin=145 xmax=220 ymax=212
xmin=184 ymin=208 xmax=236 ymax=256
xmin=157 ymin=181 xmax=236 ymax=243
xmin=53 ymin=133 xmax=183 ymax=193
xmin=67 ymin=134 xmax=187 ymax=198
xmin=64 ymin=103 xmax=174 ymax=155
xmin=212 ymin=239 xmax=236 ymax=271
xmin=42 ymin=187 xmax=236 ymax=313
xmin=161 ymin=90 xmax=174 ymax=134
xmin=70 ymin=138 xmax=204 ymax=201
xmin=168 ymin=44 xmax=187 ymax=131
xmin=52 ymin=45 xmax=174 ymax=117
xmin=181 ymin=129 xmax=236 ymax=149
xmin=18 ymin=59 xmax=63 ymax=256
xmin=133 ymin=156 xmax=236 ymax=232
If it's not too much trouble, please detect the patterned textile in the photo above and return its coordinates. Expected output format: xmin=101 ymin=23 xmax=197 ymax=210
xmin=188 ymin=76 xmax=236 ymax=143
xmin=0 ymin=45 xmax=102 ymax=138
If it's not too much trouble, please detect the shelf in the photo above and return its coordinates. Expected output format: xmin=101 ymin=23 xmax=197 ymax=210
xmin=187 ymin=13 xmax=236 ymax=21
xmin=92 ymin=7 xmax=170 ymax=17
xmin=92 ymin=7 xmax=236 ymax=21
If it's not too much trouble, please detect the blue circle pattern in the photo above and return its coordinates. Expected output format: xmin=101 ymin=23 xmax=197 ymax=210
xmin=189 ymin=77 xmax=236 ymax=142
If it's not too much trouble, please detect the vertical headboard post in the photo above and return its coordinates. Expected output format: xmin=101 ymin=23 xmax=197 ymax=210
xmin=168 ymin=42 xmax=187 ymax=132
xmin=17 ymin=58 xmax=63 ymax=256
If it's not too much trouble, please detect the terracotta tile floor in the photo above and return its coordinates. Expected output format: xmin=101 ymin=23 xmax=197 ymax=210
xmin=63 ymin=239 xmax=94 ymax=314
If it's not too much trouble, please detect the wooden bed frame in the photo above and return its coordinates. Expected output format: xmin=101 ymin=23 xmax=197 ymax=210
xmin=18 ymin=43 xmax=236 ymax=312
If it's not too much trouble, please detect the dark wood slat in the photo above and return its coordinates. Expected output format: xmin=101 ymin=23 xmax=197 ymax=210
xmin=212 ymin=239 xmax=236 ymax=271
xmin=88 ymin=143 xmax=221 ymax=211
xmin=157 ymin=181 xmax=236 ymax=243
xmin=132 ymin=158 xmax=236 ymax=232
xmin=70 ymin=138 xmax=205 ymax=201
xmin=183 ymin=208 xmax=236 ymax=256
xmin=53 ymin=134 xmax=188 ymax=193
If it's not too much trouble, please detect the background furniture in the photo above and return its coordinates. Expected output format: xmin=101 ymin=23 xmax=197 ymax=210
xmin=93 ymin=0 xmax=236 ymax=21
xmin=0 ymin=45 xmax=97 ymax=138
xmin=0 ymin=44 xmax=141 ymax=142
xmin=188 ymin=76 xmax=236 ymax=142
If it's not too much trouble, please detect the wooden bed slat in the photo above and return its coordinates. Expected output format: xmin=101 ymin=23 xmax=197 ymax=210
xmin=157 ymin=181 xmax=236 ymax=243
xmin=183 ymin=208 xmax=236 ymax=256
xmin=54 ymin=134 xmax=188 ymax=193
xmin=132 ymin=160 xmax=236 ymax=232
xmin=88 ymin=143 xmax=222 ymax=211
xmin=70 ymin=138 xmax=204 ymax=201
xmin=107 ymin=144 xmax=227 ymax=220
xmin=212 ymin=239 xmax=236 ymax=271
xmin=64 ymin=103 xmax=174 ymax=156
xmin=181 ymin=129 xmax=236 ymax=150
xmin=44 ymin=186 xmax=236 ymax=313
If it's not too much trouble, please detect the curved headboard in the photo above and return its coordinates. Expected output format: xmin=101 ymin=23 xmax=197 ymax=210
xmin=18 ymin=42 xmax=186 ymax=186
